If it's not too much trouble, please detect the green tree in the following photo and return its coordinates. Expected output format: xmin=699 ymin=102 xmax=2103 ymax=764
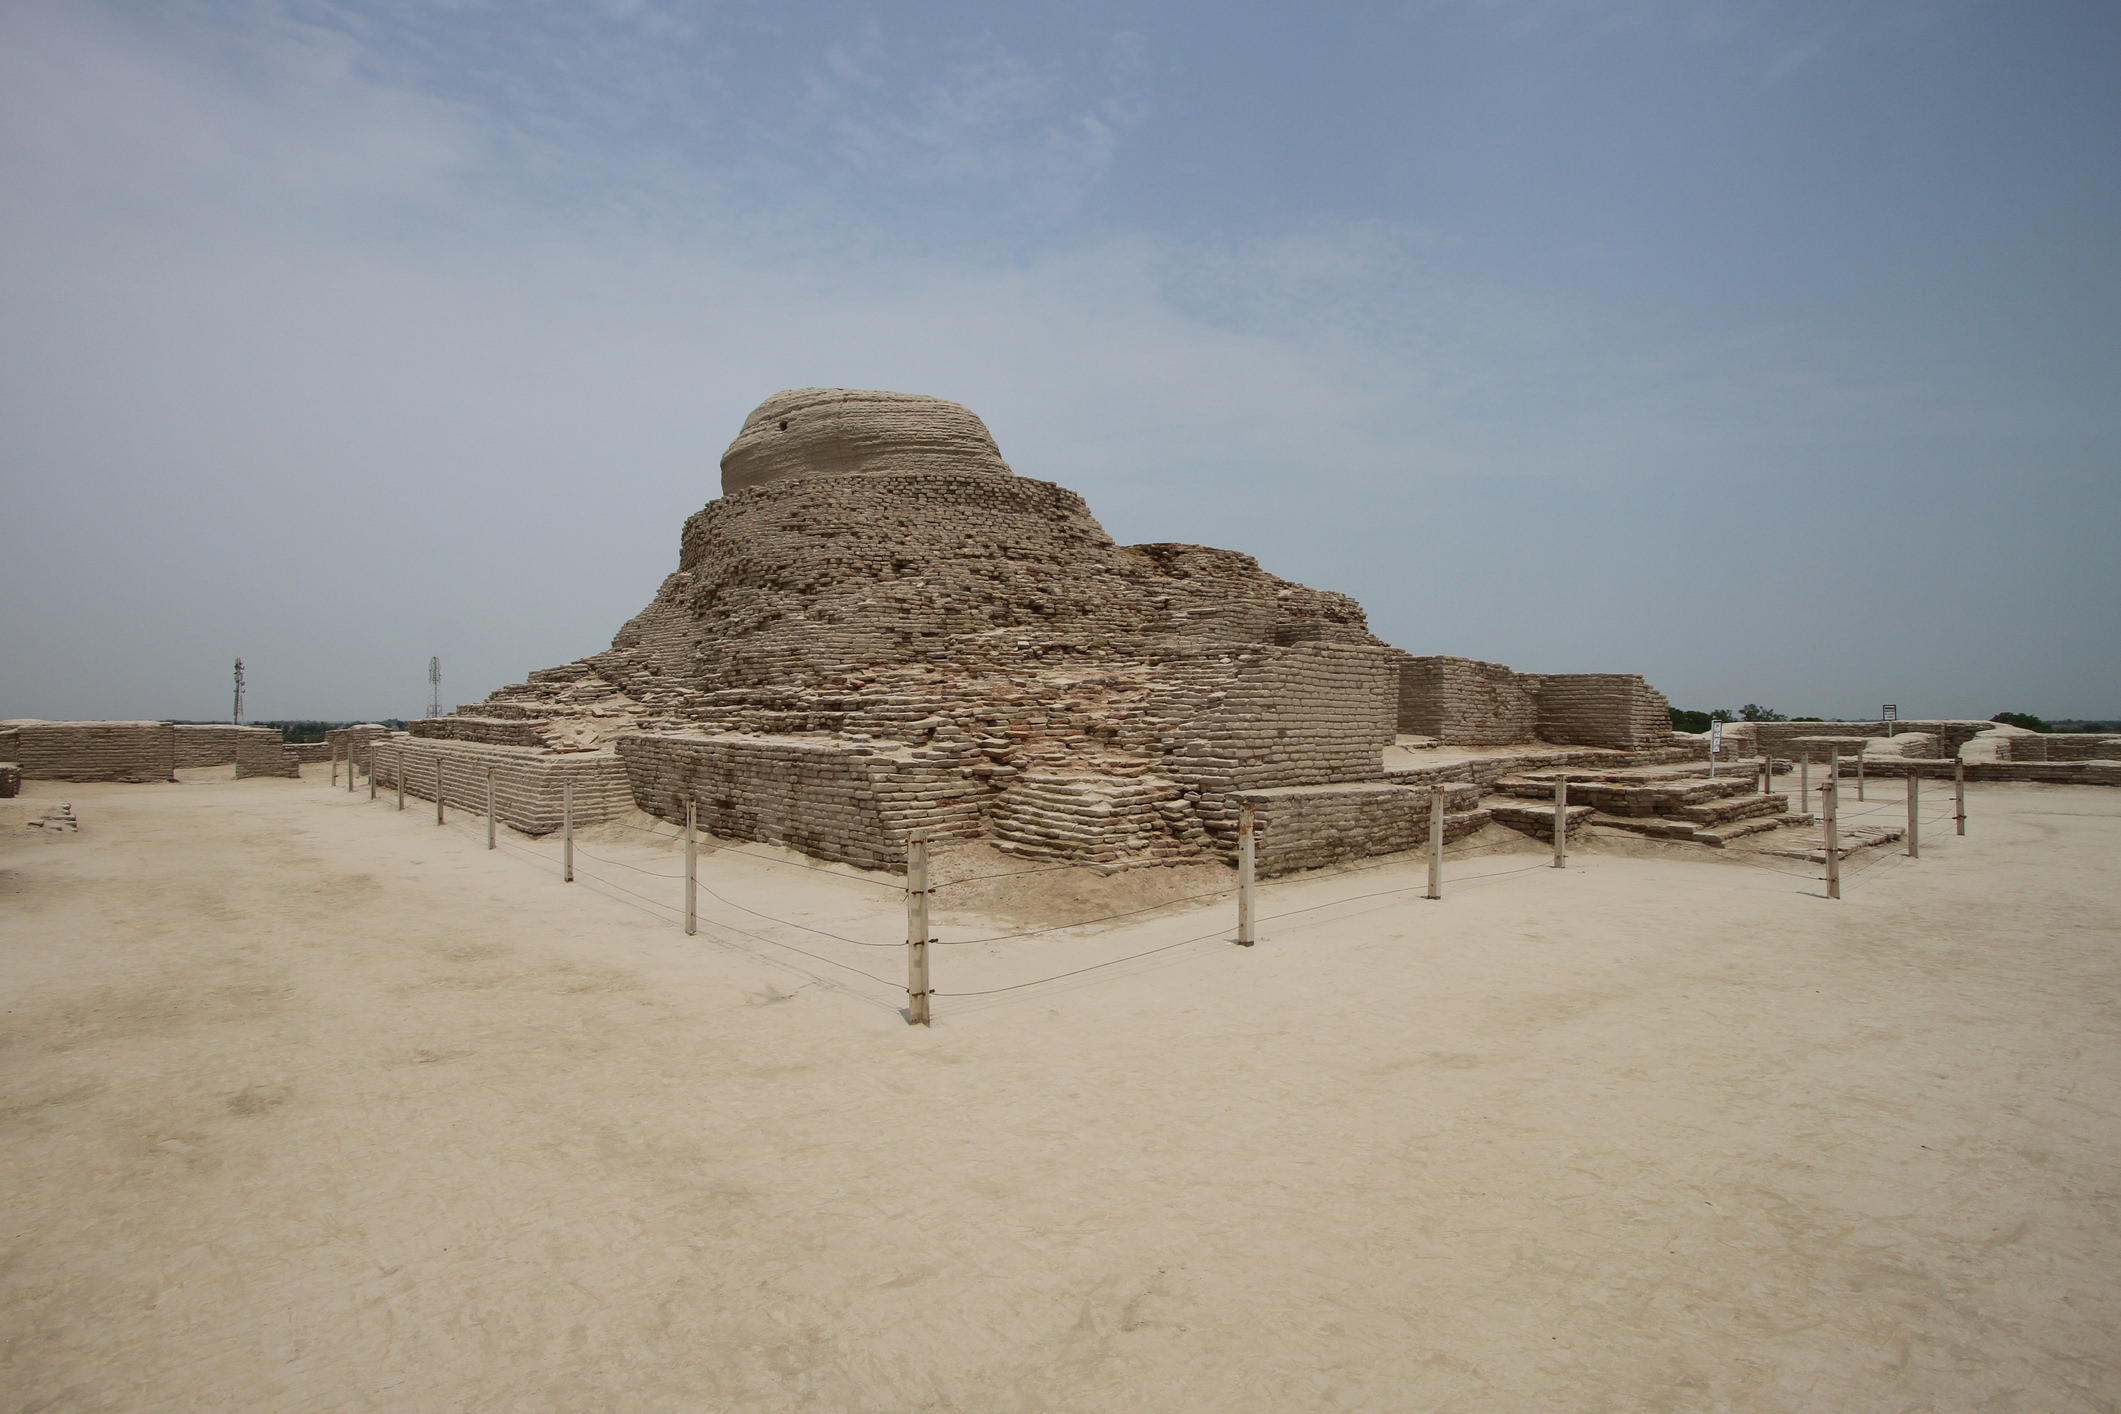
xmin=1738 ymin=703 xmax=1788 ymax=722
xmin=1669 ymin=708 xmax=1714 ymax=733
xmin=1991 ymin=711 xmax=2052 ymax=733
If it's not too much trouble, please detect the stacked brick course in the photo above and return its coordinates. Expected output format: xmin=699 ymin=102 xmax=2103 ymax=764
xmin=172 ymin=725 xmax=299 ymax=778
xmin=13 ymin=722 xmax=175 ymax=782
xmin=1534 ymin=674 xmax=1674 ymax=752
xmin=369 ymin=737 xmax=634 ymax=834
xmin=1393 ymin=655 xmax=1539 ymax=743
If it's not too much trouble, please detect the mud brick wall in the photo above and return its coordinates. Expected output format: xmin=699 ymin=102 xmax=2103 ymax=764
xmin=2004 ymin=734 xmax=2121 ymax=763
xmin=325 ymin=725 xmax=396 ymax=771
xmin=1535 ymin=675 xmax=1675 ymax=751
xmin=370 ymin=738 xmax=633 ymax=834
xmin=615 ymin=734 xmax=983 ymax=871
xmin=1232 ymin=781 xmax=1486 ymax=876
xmin=409 ymin=716 xmax=549 ymax=748
xmin=0 ymin=728 xmax=18 ymax=763
xmin=16 ymin=722 xmax=175 ymax=781
xmin=1392 ymin=654 xmax=1540 ymax=744
xmin=282 ymin=742 xmax=332 ymax=764
xmin=1156 ymin=642 xmax=1396 ymax=842
xmin=172 ymin=725 xmax=298 ymax=777
xmin=0 ymin=763 xmax=18 ymax=798
xmin=990 ymin=771 xmax=1209 ymax=866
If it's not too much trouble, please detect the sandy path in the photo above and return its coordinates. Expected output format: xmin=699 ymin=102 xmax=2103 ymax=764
xmin=2 ymin=767 xmax=2116 ymax=1411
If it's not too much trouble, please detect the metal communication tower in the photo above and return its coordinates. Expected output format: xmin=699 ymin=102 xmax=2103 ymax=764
xmin=232 ymin=658 xmax=245 ymax=725
xmin=427 ymin=657 xmax=442 ymax=719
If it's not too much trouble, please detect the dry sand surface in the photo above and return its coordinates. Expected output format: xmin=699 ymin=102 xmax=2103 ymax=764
xmin=3 ymin=765 xmax=2118 ymax=1412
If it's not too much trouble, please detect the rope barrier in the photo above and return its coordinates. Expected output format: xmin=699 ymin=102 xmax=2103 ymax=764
xmin=356 ymin=756 xmax=1977 ymax=1008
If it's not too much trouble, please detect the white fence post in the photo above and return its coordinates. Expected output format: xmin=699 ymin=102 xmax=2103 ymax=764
xmin=396 ymin=748 xmax=405 ymax=812
xmin=486 ymin=766 xmax=496 ymax=850
xmin=1955 ymin=760 xmax=1967 ymax=836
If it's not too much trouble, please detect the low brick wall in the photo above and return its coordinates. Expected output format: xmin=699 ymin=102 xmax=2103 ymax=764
xmin=173 ymin=725 xmax=298 ymax=778
xmin=1535 ymin=674 xmax=1674 ymax=752
xmin=1835 ymin=758 xmax=2121 ymax=787
xmin=1393 ymin=655 xmax=1539 ymax=744
xmin=15 ymin=722 xmax=175 ymax=782
xmin=282 ymin=742 xmax=333 ymax=764
xmin=409 ymin=716 xmax=549 ymax=748
xmin=1231 ymin=781 xmax=1486 ymax=876
xmin=0 ymin=763 xmax=18 ymax=799
xmin=325 ymin=725 xmax=395 ymax=771
xmin=615 ymin=733 xmax=983 ymax=872
xmin=369 ymin=737 xmax=633 ymax=834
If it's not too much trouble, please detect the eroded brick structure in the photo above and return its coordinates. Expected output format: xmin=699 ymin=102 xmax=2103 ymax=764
xmin=411 ymin=389 xmax=1678 ymax=871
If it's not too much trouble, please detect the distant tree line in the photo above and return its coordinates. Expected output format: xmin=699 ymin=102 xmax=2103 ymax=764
xmin=1992 ymin=713 xmax=2117 ymax=734
xmin=1669 ymin=705 xmax=1824 ymax=733
xmin=244 ymin=719 xmax=408 ymax=742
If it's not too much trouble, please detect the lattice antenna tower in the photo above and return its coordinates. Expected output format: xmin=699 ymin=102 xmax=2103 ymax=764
xmin=427 ymin=656 xmax=442 ymax=719
xmin=232 ymin=658 xmax=245 ymax=726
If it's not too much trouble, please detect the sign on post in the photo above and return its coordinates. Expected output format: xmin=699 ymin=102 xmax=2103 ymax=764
xmin=1883 ymin=703 xmax=1897 ymax=738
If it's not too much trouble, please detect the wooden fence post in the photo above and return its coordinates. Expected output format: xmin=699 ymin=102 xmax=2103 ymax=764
xmin=486 ymin=766 xmax=496 ymax=850
xmin=331 ymin=741 xmax=340 ymax=787
xmin=1552 ymin=775 xmax=1568 ymax=869
xmin=1237 ymin=802 xmax=1257 ymax=946
xmin=435 ymin=756 xmax=444 ymax=825
xmin=1857 ymin=750 xmax=1865 ymax=802
xmin=562 ymin=778 xmax=573 ymax=883
xmin=1823 ymin=774 xmax=1841 ymax=900
xmin=685 ymin=798 xmax=698 ymax=937
xmin=1955 ymin=760 xmax=1966 ymax=836
xmin=396 ymin=748 xmax=405 ymax=812
xmin=906 ymin=836 xmax=930 ymax=1026
xmin=1908 ymin=771 xmax=1920 ymax=859
xmin=1426 ymin=788 xmax=1444 ymax=900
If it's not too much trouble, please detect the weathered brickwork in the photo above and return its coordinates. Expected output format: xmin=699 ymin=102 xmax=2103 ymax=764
xmin=0 ymin=763 xmax=18 ymax=799
xmin=615 ymin=734 xmax=982 ymax=870
xmin=369 ymin=736 xmax=634 ymax=834
xmin=173 ymin=725 xmax=299 ymax=778
xmin=1534 ymin=674 xmax=1674 ymax=752
xmin=1393 ymin=655 xmax=1540 ymax=744
xmin=427 ymin=388 xmax=1689 ymax=871
xmin=1232 ymin=781 xmax=1487 ymax=875
xmin=13 ymin=722 xmax=175 ymax=782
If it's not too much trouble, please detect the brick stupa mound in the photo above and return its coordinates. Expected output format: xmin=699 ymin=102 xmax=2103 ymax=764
xmin=411 ymin=389 xmax=1674 ymax=871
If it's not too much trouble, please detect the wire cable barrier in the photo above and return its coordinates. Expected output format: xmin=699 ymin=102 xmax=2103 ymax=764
xmin=349 ymin=759 xmax=1972 ymax=1005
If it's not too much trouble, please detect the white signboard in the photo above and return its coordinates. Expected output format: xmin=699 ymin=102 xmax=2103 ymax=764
xmin=1882 ymin=704 xmax=1897 ymax=722
xmin=1709 ymin=720 xmax=1723 ymax=754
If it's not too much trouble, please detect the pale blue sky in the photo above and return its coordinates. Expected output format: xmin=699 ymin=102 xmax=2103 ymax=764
xmin=3 ymin=0 xmax=2115 ymax=722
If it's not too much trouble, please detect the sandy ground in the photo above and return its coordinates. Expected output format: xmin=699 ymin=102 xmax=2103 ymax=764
xmin=2 ymin=764 xmax=2117 ymax=1412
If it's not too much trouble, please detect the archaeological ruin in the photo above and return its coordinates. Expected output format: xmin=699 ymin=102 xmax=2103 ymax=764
xmin=365 ymin=388 xmax=1718 ymax=875
xmin=10 ymin=390 xmax=2114 ymax=871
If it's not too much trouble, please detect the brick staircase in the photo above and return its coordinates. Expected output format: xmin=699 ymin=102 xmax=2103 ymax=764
xmin=1487 ymin=761 xmax=1817 ymax=849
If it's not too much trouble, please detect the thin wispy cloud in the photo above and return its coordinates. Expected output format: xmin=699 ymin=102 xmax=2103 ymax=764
xmin=2 ymin=0 xmax=2114 ymax=723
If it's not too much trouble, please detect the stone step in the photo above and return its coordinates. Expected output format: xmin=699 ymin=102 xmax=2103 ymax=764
xmin=1690 ymin=812 xmax=1817 ymax=848
xmin=1758 ymin=825 xmax=1906 ymax=862
xmin=1679 ymin=792 xmax=1791 ymax=826
xmin=1487 ymin=801 xmax=1597 ymax=839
